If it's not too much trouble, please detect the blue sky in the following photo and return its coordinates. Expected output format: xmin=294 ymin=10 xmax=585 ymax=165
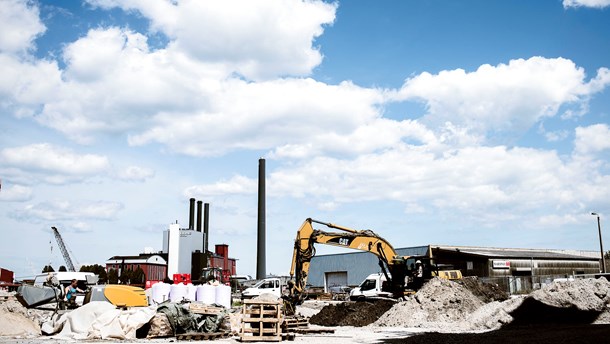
xmin=1 ymin=0 xmax=610 ymax=280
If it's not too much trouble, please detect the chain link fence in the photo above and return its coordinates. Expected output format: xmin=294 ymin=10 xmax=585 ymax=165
xmin=479 ymin=274 xmax=604 ymax=295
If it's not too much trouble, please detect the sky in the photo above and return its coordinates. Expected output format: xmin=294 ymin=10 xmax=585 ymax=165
xmin=1 ymin=0 xmax=610 ymax=280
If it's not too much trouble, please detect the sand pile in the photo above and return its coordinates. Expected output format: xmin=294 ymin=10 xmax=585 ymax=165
xmin=506 ymin=278 xmax=610 ymax=327
xmin=0 ymin=293 xmax=42 ymax=338
xmin=531 ymin=278 xmax=610 ymax=311
xmin=374 ymin=277 xmax=484 ymax=329
xmin=373 ymin=277 xmax=610 ymax=332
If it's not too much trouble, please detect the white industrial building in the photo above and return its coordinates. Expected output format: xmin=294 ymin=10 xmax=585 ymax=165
xmin=162 ymin=223 xmax=204 ymax=277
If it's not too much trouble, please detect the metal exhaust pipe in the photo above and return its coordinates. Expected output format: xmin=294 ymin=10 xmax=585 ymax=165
xmin=204 ymin=203 xmax=210 ymax=253
xmin=189 ymin=198 xmax=195 ymax=230
xmin=197 ymin=200 xmax=203 ymax=232
xmin=256 ymin=158 xmax=266 ymax=279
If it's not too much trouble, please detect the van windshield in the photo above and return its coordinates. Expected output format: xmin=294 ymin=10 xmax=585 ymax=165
xmin=359 ymin=279 xmax=376 ymax=291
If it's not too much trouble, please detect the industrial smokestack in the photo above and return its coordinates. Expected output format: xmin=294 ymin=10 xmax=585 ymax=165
xmin=256 ymin=158 xmax=266 ymax=279
xmin=204 ymin=203 xmax=210 ymax=253
xmin=189 ymin=198 xmax=195 ymax=230
xmin=196 ymin=200 xmax=203 ymax=232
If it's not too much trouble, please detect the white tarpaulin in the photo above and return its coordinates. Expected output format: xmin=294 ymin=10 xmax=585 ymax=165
xmin=43 ymin=301 xmax=156 ymax=340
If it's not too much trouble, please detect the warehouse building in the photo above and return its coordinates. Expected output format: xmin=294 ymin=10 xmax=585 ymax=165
xmin=307 ymin=245 xmax=601 ymax=294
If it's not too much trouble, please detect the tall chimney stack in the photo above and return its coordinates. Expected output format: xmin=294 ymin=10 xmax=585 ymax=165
xmin=204 ymin=203 xmax=210 ymax=253
xmin=189 ymin=198 xmax=195 ymax=230
xmin=196 ymin=200 xmax=203 ymax=232
xmin=256 ymin=158 xmax=266 ymax=279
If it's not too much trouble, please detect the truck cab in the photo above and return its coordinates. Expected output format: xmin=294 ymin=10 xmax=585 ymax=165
xmin=349 ymin=273 xmax=392 ymax=300
xmin=241 ymin=277 xmax=286 ymax=299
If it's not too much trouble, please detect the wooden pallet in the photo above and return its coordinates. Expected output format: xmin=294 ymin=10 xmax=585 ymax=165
xmin=239 ymin=299 xmax=283 ymax=342
xmin=292 ymin=328 xmax=335 ymax=334
xmin=189 ymin=303 xmax=225 ymax=315
xmin=176 ymin=331 xmax=229 ymax=341
xmin=281 ymin=316 xmax=309 ymax=332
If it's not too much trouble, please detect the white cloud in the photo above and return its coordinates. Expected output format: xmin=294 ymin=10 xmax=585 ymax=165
xmin=0 ymin=143 xmax=110 ymax=184
xmin=0 ymin=184 xmax=33 ymax=202
xmin=563 ymin=0 xmax=610 ymax=8
xmin=11 ymin=199 xmax=124 ymax=222
xmin=0 ymin=0 xmax=45 ymax=53
xmin=86 ymin=0 xmax=337 ymax=80
xmin=185 ymin=175 xmax=257 ymax=198
xmin=574 ymin=124 xmax=610 ymax=155
xmin=392 ymin=57 xmax=610 ymax=144
xmin=116 ymin=166 xmax=155 ymax=182
xmin=129 ymin=78 xmax=385 ymax=157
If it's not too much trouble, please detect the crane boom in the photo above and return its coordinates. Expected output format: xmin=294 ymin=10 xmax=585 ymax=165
xmin=51 ymin=226 xmax=76 ymax=272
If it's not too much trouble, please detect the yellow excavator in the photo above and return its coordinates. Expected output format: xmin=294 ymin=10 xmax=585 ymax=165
xmin=283 ymin=218 xmax=461 ymax=312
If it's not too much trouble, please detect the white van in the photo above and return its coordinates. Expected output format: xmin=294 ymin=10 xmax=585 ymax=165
xmin=349 ymin=273 xmax=392 ymax=300
xmin=241 ymin=277 xmax=288 ymax=299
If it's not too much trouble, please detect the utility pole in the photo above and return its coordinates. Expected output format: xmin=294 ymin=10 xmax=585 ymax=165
xmin=591 ymin=213 xmax=606 ymax=273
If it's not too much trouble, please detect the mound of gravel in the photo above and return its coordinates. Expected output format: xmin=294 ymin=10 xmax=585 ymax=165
xmin=374 ymin=277 xmax=484 ymax=329
xmin=531 ymin=278 xmax=610 ymax=311
xmin=0 ymin=294 xmax=42 ymax=338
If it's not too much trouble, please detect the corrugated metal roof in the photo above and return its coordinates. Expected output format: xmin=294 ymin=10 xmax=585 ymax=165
xmin=429 ymin=245 xmax=600 ymax=260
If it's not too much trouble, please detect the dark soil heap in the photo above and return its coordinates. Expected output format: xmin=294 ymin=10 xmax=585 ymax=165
xmin=309 ymin=300 xmax=396 ymax=327
xmin=456 ymin=276 xmax=509 ymax=303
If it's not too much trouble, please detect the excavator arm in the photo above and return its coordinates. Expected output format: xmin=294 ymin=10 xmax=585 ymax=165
xmin=285 ymin=219 xmax=407 ymax=312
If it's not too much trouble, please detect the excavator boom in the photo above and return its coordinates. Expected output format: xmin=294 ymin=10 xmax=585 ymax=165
xmin=285 ymin=219 xmax=407 ymax=312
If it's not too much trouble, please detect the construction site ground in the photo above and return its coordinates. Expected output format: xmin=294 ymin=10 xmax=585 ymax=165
xmin=3 ymin=277 xmax=610 ymax=343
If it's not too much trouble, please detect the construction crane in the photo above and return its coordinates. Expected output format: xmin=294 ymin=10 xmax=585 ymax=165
xmin=51 ymin=226 xmax=76 ymax=272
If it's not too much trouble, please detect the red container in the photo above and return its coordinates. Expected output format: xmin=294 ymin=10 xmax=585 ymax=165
xmin=172 ymin=273 xmax=191 ymax=284
xmin=0 ymin=268 xmax=14 ymax=284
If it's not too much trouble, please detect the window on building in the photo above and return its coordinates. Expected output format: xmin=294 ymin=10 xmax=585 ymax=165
xmin=467 ymin=261 xmax=473 ymax=270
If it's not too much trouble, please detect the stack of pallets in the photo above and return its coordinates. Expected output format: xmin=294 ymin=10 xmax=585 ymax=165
xmin=239 ymin=299 xmax=283 ymax=342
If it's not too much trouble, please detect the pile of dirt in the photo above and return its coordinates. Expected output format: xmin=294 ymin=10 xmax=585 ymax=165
xmin=374 ymin=277 xmax=484 ymax=329
xmin=456 ymin=277 xmax=509 ymax=303
xmin=507 ymin=278 xmax=610 ymax=327
xmin=0 ymin=293 xmax=42 ymax=338
xmin=309 ymin=300 xmax=395 ymax=327
xmin=531 ymin=278 xmax=610 ymax=311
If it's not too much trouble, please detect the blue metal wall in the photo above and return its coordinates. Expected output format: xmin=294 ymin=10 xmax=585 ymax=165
xmin=307 ymin=246 xmax=429 ymax=287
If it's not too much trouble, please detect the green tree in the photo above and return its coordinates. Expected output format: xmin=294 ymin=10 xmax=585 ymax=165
xmin=42 ymin=265 xmax=54 ymax=273
xmin=80 ymin=264 xmax=108 ymax=283
xmin=58 ymin=265 xmax=67 ymax=272
xmin=132 ymin=267 xmax=145 ymax=284
xmin=119 ymin=269 xmax=131 ymax=284
xmin=107 ymin=268 xmax=119 ymax=284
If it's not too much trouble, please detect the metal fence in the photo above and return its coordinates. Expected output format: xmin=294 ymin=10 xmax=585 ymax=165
xmin=480 ymin=274 xmax=607 ymax=295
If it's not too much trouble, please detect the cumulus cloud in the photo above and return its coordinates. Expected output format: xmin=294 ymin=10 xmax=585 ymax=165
xmin=185 ymin=175 xmax=257 ymax=198
xmin=391 ymin=57 xmax=610 ymax=144
xmin=0 ymin=184 xmax=33 ymax=202
xmin=116 ymin=166 xmax=155 ymax=182
xmin=11 ymin=199 xmax=124 ymax=222
xmin=563 ymin=0 xmax=610 ymax=8
xmin=574 ymin=124 xmax=610 ymax=155
xmin=191 ymin=131 xmax=610 ymax=227
xmin=86 ymin=0 xmax=337 ymax=80
xmin=0 ymin=0 xmax=46 ymax=53
xmin=0 ymin=143 xmax=110 ymax=184
xmin=129 ymin=78 xmax=385 ymax=156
